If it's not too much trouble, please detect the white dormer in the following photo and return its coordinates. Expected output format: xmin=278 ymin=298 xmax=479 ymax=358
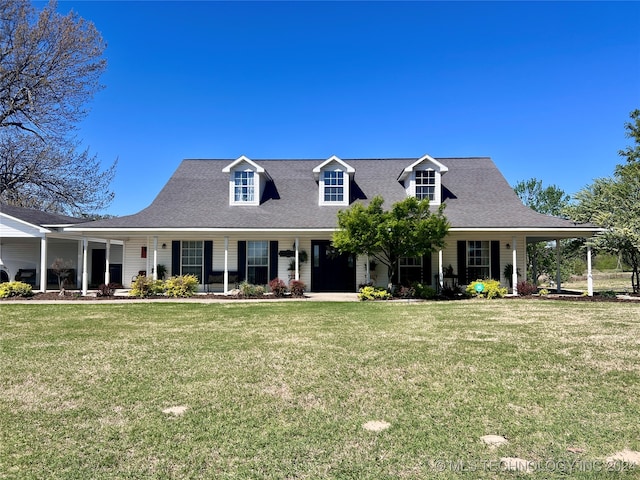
xmin=222 ymin=155 xmax=268 ymax=206
xmin=397 ymin=154 xmax=448 ymax=205
xmin=313 ymin=155 xmax=355 ymax=206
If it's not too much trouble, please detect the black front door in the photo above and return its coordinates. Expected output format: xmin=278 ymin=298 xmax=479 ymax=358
xmin=91 ymin=249 xmax=106 ymax=286
xmin=311 ymin=240 xmax=356 ymax=292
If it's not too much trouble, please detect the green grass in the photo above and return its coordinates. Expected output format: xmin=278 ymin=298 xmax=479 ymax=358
xmin=1 ymin=300 xmax=639 ymax=479
xmin=547 ymin=270 xmax=633 ymax=293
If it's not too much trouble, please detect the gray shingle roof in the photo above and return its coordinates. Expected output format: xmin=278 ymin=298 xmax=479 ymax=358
xmin=0 ymin=203 xmax=84 ymax=227
xmin=74 ymin=157 xmax=589 ymax=231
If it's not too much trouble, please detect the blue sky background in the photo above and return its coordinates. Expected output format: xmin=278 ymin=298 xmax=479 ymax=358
xmin=51 ymin=1 xmax=639 ymax=217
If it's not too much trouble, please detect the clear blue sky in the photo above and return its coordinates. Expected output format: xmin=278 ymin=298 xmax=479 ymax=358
xmin=52 ymin=1 xmax=639 ymax=217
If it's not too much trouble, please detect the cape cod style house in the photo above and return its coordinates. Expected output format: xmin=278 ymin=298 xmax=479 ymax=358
xmin=2 ymin=154 xmax=600 ymax=294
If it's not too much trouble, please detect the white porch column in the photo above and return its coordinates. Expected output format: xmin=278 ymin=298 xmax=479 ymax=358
xmin=294 ymin=237 xmax=300 ymax=281
xmin=105 ymin=240 xmax=111 ymax=285
xmin=40 ymin=237 xmax=47 ymax=293
xmin=555 ymin=239 xmax=562 ymax=293
xmin=152 ymin=236 xmax=158 ymax=281
xmin=82 ymin=237 xmax=88 ymax=295
xmin=511 ymin=237 xmax=518 ymax=295
xmin=223 ymin=236 xmax=229 ymax=293
xmin=587 ymin=243 xmax=593 ymax=297
xmin=438 ymin=249 xmax=444 ymax=290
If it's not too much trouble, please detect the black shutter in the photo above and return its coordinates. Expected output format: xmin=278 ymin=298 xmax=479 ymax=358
xmin=237 ymin=241 xmax=246 ymax=282
xmin=204 ymin=241 xmax=213 ymax=281
xmin=269 ymin=241 xmax=279 ymax=281
xmin=171 ymin=241 xmax=180 ymax=277
xmin=422 ymin=252 xmax=432 ymax=285
xmin=491 ymin=240 xmax=500 ymax=281
xmin=457 ymin=241 xmax=467 ymax=284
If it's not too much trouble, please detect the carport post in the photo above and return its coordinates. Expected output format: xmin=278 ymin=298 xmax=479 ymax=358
xmin=82 ymin=237 xmax=88 ymax=295
xmin=104 ymin=240 xmax=111 ymax=285
xmin=511 ymin=237 xmax=518 ymax=295
xmin=40 ymin=237 xmax=47 ymax=293
xmin=587 ymin=243 xmax=593 ymax=296
xmin=555 ymin=239 xmax=562 ymax=293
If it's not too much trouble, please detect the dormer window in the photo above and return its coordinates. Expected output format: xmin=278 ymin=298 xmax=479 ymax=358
xmin=223 ymin=156 xmax=268 ymax=206
xmin=415 ymin=169 xmax=436 ymax=201
xmin=234 ymin=170 xmax=255 ymax=202
xmin=323 ymin=170 xmax=344 ymax=202
xmin=313 ymin=155 xmax=355 ymax=206
xmin=398 ymin=154 xmax=448 ymax=205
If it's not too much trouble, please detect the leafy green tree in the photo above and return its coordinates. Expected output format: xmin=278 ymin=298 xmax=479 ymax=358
xmin=514 ymin=178 xmax=571 ymax=284
xmin=0 ymin=0 xmax=115 ymax=215
xmin=565 ymin=110 xmax=640 ymax=293
xmin=332 ymin=196 xmax=449 ymax=286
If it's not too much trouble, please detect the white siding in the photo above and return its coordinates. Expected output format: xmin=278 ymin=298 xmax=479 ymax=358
xmin=0 ymin=215 xmax=44 ymax=238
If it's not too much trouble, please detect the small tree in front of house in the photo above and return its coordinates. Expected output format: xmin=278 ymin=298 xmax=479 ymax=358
xmin=50 ymin=258 xmax=74 ymax=296
xmin=332 ymin=196 xmax=449 ymax=287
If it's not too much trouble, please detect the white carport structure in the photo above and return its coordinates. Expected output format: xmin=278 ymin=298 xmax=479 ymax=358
xmin=1 ymin=205 xmax=123 ymax=294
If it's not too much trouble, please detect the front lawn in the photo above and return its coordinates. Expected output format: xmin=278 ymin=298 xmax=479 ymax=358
xmin=1 ymin=300 xmax=638 ymax=478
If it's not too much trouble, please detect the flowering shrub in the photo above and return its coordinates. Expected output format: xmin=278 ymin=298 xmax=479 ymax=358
xmin=516 ymin=281 xmax=538 ymax=296
xmin=358 ymin=286 xmax=392 ymax=301
xmin=164 ymin=274 xmax=199 ymax=297
xmin=0 ymin=281 xmax=34 ymax=298
xmin=289 ymin=280 xmax=306 ymax=297
xmin=129 ymin=276 xmax=166 ymax=298
xmin=269 ymin=278 xmax=288 ymax=297
xmin=465 ymin=279 xmax=508 ymax=299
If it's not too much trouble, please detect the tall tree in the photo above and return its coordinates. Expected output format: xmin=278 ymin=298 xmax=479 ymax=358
xmin=514 ymin=178 xmax=571 ymax=284
xmin=0 ymin=0 xmax=115 ymax=215
xmin=332 ymin=196 xmax=449 ymax=286
xmin=566 ymin=110 xmax=640 ymax=293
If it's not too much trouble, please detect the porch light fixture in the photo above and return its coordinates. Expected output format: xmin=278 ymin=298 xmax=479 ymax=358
xmin=506 ymin=243 xmax=510 ymax=250
xmin=162 ymin=243 xmax=167 ymax=249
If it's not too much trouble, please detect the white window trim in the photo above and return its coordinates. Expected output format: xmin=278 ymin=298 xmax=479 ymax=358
xmin=313 ymin=155 xmax=354 ymax=206
xmin=319 ymin=168 xmax=349 ymax=206
xmin=230 ymin=169 xmax=258 ymax=205
xmin=398 ymin=154 xmax=448 ymax=205
xmin=223 ymin=156 xmax=264 ymax=206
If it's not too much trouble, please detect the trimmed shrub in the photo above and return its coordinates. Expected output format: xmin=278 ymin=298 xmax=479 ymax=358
xmin=516 ymin=281 xmax=538 ymax=296
xmin=129 ymin=275 xmax=164 ymax=298
xmin=289 ymin=280 xmax=306 ymax=297
xmin=539 ymin=288 xmax=549 ymax=296
xmin=413 ymin=283 xmax=437 ymax=300
xmin=440 ymin=284 xmax=466 ymax=300
xmin=97 ymin=283 xmax=119 ymax=297
xmin=466 ymin=279 xmax=508 ymax=299
xmin=358 ymin=286 xmax=392 ymax=301
xmin=164 ymin=274 xmax=198 ymax=298
xmin=0 ymin=281 xmax=34 ymax=298
xmin=239 ymin=281 xmax=257 ymax=298
xmin=269 ymin=278 xmax=288 ymax=297
xmin=396 ymin=285 xmax=416 ymax=299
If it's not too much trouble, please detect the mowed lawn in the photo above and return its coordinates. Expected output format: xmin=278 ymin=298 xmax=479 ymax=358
xmin=1 ymin=300 xmax=639 ymax=479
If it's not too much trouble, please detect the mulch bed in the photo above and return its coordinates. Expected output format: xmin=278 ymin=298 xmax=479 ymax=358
xmin=2 ymin=291 xmax=304 ymax=301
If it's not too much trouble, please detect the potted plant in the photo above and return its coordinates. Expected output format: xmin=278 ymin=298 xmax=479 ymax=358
xmin=288 ymin=250 xmax=308 ymax=272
